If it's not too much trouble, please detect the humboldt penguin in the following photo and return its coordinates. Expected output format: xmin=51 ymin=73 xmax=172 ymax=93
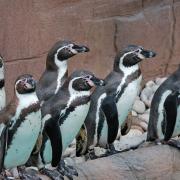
xmin=36 ymin=40 xmax=89 ymax=102
xmin=0 ymin=74 xmax=41 ymax=179
xmin=34 ymin=70 xmax=105 ymax=179
xmin=147 ymin=66 xmax=180 ymax=146
xmin=76 ymin=45 xmax=156 ymax=157
xmin=0 ymin=55 xmax=6 ymax=110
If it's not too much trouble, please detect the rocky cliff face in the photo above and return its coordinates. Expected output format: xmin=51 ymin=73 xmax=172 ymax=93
xmin=0 ymin=0 xmax=179 ymax=100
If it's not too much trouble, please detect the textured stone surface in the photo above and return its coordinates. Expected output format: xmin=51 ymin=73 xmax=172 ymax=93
xmin=0 ymin=0 xmax=180 ymax=100
xmin=76 ymin=145 xmax=180 ymax=180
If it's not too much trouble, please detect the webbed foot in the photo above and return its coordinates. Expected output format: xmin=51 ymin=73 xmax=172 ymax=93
xmin=0 ymin=170 xmax=14 ymax=180
xmin=167 ymin=139 xmax=180 ymax=149
xmin=18 ymin=167 xmax=41 ymax=180
xmin=57 ymin=160 xmax=78 ymax=180
xmin=39 ymin=167 xmax=63 ymax=180
xmin=87 ymin=148 xmax=99 ymax=160
xmin=106 ymin=143 xmax=119 ymax=155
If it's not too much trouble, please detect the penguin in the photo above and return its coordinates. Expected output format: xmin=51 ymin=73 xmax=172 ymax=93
xmin=0 ymin=74 xmax=41 ymax=179
xmin=76 ymin=45 xmax=156 ymax=157
xmin=147 ymin=65 xmax=180 ymax=144
xmin=0 ymin=54 xmax=6 ymax=110
xmin=36 ymin=40 xmax=89 ymax=102
xmin=33 ymin=70 xmax=105 ymax=179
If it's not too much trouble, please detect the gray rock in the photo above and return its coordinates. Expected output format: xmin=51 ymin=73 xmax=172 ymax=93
xmin=74 ymin=156 xmax=86 ymax=164
xmin=132 ymin=99 xmax=146 ymax=114
xmin=140 ymin=87 xmax=154 ymax=107
xmin=114 ymin=132 xmax=147 ymax=151
xmin=94 ymin=147 xmax=107 ymax=157
xmin=146 ymin=80 xmax=156 ymax=88
xmin=138 ymin=113 xmax=150 ymax=123
xmin=132 ymin=110 xmax=138 ymax=116
xmin=64 ymin=157 xmax=75 ymax=166
xmin=155 ymin=77 xmax=167 ymax=85
xmin=152 ymin=84 xmax=159 ymax=93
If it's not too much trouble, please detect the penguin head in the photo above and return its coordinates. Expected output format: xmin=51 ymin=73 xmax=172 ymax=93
xmin=114 ymin=45 xmax=156 ymax=69
xmin=67 ymin=70 xmax=105 ymax=92
xmin=47 ymin=40 xmax=89 ymax=69
xmin=15 ymin=74 xmax=36 ymax=95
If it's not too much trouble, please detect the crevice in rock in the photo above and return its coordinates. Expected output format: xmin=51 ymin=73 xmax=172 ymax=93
xmin=6 ymin=50 xmax=48 ymax=63
xmin=113 ymin=21 xmax=118 ymax=54
xmin=164 ymin=0 xmax=176 ymax=75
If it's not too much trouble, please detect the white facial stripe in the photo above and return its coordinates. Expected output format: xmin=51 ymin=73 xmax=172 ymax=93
xmin=54 ymin=60 xmax=67 ymax=94
xmin=68 ymin=77 xmax=90 ymax=102
xmin=136 ymin=49 xmax=145 ymax=59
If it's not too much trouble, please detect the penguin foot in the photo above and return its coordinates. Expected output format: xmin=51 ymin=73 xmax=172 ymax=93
xmin=39 ymin=167 xmax=63 ymax=180
xmin=18 ymin=167 xmax=41 ymax=180
xmin=87 ymin=149 xmax=99 ymax=160
xmin=57 ymin=160 xmax=78 ymax=180
xmin=106 ymin=143 xmax=119 ymax=155
xmin=167 ymin=139 xmax=180 ymax=149
xmin=0 ymin=170 xmax=14 ymax=180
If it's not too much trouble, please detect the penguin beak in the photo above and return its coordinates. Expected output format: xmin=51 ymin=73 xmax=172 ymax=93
xmin=90 ymin=76 xmax=105 ymax=86
xmin=140 ymin=49 xmax=156 ymax=59
xmin=72 ymin=44 xmax=90 ymax=53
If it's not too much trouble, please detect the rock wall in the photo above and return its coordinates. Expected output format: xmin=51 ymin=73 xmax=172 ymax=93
xmin=0 ymin=0 xmax=180 ymax=100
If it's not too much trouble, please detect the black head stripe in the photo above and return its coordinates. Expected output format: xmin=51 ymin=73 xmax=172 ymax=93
xmin=0 ymin=79 xmax=4 ymax=89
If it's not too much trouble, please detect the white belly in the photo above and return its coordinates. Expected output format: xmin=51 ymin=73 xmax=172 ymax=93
xmin=0 ymin=87 xmax=6 ymax=110
xmin=117 ymin=76 xmax=142 ymax=126
xmin=173 ymin=105 xmax=180 ymax=137
xmin=96 ymin=77 xmax=142 ymax=147
xmin=157 ymin=90 xmax=172 ymax=139
xmin=4 ymin=111 xmax=41 ymax=168
xmin=43 ymin=103 xmax=90 ymax=164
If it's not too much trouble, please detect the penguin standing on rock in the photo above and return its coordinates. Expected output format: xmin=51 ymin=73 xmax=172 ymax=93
xmin=0 ymin=74 xmax=41 ymax=180
xmin=0 ymin=55 xmax=6 ymax=110
xmin=147 ymin=66 xmax=180 ymax=147
xmin=76 ymin=45 xmax=156 ymax=157
xmin=34 ymin=70 xmax=105 ymax=180
xmin=36 ymin=40 xmax=89 ymax=102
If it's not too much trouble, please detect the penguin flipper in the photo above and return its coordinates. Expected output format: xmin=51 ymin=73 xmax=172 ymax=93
xmin=163 ymin=91 xmax=179 ymax=141
xmin=101 ymin=96 xmax=119 ymax=144
xmin=0 ymin=125 xmax=8 ymax=172
xmin=45 ymin=120 xmax=62 ymax=167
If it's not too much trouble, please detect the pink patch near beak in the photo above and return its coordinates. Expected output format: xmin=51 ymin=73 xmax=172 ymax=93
xmin=86 ymin=79 xmax=95 ymax=87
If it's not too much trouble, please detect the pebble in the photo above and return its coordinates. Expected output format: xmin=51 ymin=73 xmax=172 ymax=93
xmin=138 ymin=113 xmax=150 ymax=123
xmin=114 ymin=132 xmax=147 ymax=151
xmin=140 ymin=87 xmax=154 ymax=107
xmin=94 ymin=147 xmax=107 ymax=157
xmin=63 ymin=147 xmax=76 ymax=158
xmin=146 ymin=80 xmax=156 ymax=88
xmin=132 ymin=99 xmax=146 ymax=114
xmin=155 ymin=77 xmax=167 ymax=85
xmin=132 ymin=110 xmax=138 ymax=117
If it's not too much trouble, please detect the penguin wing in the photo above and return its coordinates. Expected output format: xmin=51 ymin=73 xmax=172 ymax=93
xmin=101 ymin=95 xmax=119 ymax=144
xmin=45 ymin=119 xmax=62 ymax=167
xmin=163 ymin=92 xmax=178 ymax=141
xmin=0 ymin=124 xmax=8 ymax=172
